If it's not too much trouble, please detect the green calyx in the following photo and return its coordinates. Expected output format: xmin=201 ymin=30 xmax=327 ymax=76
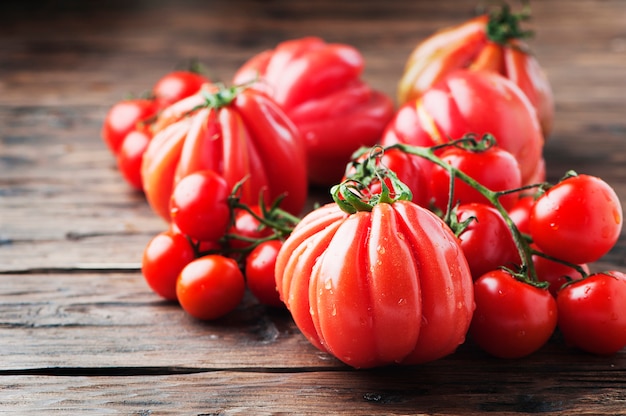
xmin=331 ymin=147 xmax=413 ymax=214
xmin=484 ymin=2 xmax=534 ymax=45
xmin=201 ymin=84 xmax=242 ymax=109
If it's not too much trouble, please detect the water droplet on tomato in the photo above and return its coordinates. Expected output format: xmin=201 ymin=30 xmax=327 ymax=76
xmin=324 ymin=279 xmax=333 ymax=290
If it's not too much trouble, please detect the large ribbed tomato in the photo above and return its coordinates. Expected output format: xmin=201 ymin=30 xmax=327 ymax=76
xmin=274 ymin=200 xmax=474 ymax=369
xmin=397 ymin=5 xmax=554 ymax=137
xmin=382 ymin=69 xmax=544 ymax=186
xmin=141 ymin=83 xmax=308 ymax=221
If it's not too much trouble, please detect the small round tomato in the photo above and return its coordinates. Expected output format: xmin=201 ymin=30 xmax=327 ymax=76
xmin=176 ymin=255 xmax=246 ymax=320
xmin=102 ymin=98 xmax=158 ymax=155
xmin=117 ymin=128 xmax=152 ymax=191
xmin=529 ymin=174 xmax=623 ymax=264
xmin=245 ymin=240 xmax=284 ymax=307
xmin=557 ymin=271 xmax=626 ymax=355
xmin=455 ymin=203 xmax=521 ymax=280
xmin=430 ymin=144 xmax=522 ymax=212
xmin=508 ymin=194 xmax=536 ymax=235
xmin=227 ymin=205 xmax=273 ymax=251
xmin=470 ymin=269 xmax=557 ymax=358
xmin=142 ymin=230 xmax=196 ymax=301
xmin=153 ymin=70 xmax=210 ymax=109
xmin=532 ymin=252 xmax=588 ymax=298
xmin=170 ymin=170 xmax=231 ymax=243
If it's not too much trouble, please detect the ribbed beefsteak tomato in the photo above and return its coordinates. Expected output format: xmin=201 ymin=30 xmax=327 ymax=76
xmin=382 ymin=69 xmax=544 ymax=186
xmin=397 ymin=5 xmax=554 ymax=137
xmin=141 ymin=83 xmax=308 ymax=221
xmin=274 ymin=201 xmax=474 ymax=368
xmin=233 ymin=36 xmax=395 ymax=187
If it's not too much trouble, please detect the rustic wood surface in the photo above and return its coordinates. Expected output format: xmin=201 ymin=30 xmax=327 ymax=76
xmin=1 ymin=0 xmax=626 ymax=414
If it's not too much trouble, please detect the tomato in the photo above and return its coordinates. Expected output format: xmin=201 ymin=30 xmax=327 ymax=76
xmin=245 ymin=240 xmax=284 ymax=307
xmin=102 ymin=98 xmax=159 ymax=155
xmin=142 ymin=230 xmax=196 ymax=301
xmin=176 ymin=255 xmax=246 ymax=320
xmin=532 ymin=252 xmax=588 ymax=298
xmin=117 ymin=128 xmax=152 ymax=191
xmin=455 ymin=203 xmax=520 ymax=281
xmin=429 ymin=144 xmax=522 ymax=212
xmin=233 ymin=37 xmax=395 ymax=186
xmin=169 ymin=170 xmax=231 ymax=243
xmin=274 ymin=201 xmax=474 ymax=369
xmin=381 ymin=69 xmax=544 ymax=186
xmin=508 ymin=194 xmax=535 ymax=235
xmin=529 ymin=174 xmax=623 ymax=264
xmin=470 ymin=269 xmax=557 ymax=358
xmin=397 ymin=5 xmax=554 ymax=137
xmin=557 ymin=271 xmax=626 ymax=355
xmin=141 ymin=83 xmax=308 ymax=221
xmin=227 ymin=205 xmax=273 ymax=251
xmin=153 ymin=70 xmax=210 ymax=109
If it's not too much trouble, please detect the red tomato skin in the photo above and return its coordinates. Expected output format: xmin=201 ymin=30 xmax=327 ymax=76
xmin=275 ymin=201 xmax=474 ymax=369
xmin=382 ymin=69 xmax=544 ymax=186
xmin=557 ymin=271 xmax=626 ymax=355
xmin=227 ymin=206 xmax=273 ymax=251
xmin=169 ymin=170 xmax=231 ymax=243
xmin=429 ymin=145 xmax=522 ymax=212
xmin=397 ymin=14 xmax=554 ymax=137
xmin=233 ymin=37 xmax=395 ymax=186
xmin=245 ymin=240 xmax=284 ymax=307
xmin=176 ymin=255 xmax=245 ymax=321
xmin=142 ymin=231 xmax=196 ymax=301
xmin=102 ymin=99 xmax=158 ymax=155
xmin=508 ymin=194 xmax=535 ymax=235
xmin=117 ymin=128 xmax=152 ymax=191
xmin=153 ymin=70 xmax=210 ymax=109
xmin=529 ymin=174 xmax=623 ymax=264
xmin=455 ymin=203 xmax=521 ymax=280
xmin=532 ymin=252 xmax=588 ymax=298
xmin=141 ymin=85 xmax=308 ymax=221
xmin=470 ymin=270 xmax=557 ymax=359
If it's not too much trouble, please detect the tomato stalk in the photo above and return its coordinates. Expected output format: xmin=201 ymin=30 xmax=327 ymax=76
xmin=385 ymin=134 xmax=546 ymax=287
xmin=482 ymin=1 xmax=534 ymax=46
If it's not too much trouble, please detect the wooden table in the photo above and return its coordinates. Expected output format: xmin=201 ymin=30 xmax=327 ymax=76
xmin=2 ymin=0 xmax=626 ymax=414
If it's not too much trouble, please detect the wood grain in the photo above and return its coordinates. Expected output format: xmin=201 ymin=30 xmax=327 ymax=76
xmin=1 ymin=0 xmax=626 ymax=413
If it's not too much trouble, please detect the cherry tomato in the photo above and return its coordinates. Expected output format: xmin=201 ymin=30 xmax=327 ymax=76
xmin=142 ymin=230 xmax=196 ymax=301
xmin=430 ymin=144 xmax=522 ymax=212
xmin=102 ymin=98 xmax=158 ymax=155
xmin=557 ymin=271 xmax=626 ymax=355
xmin=532 ymin=251 xmax=588 ymax=298
xmin=117 ymin=128 xmax=152 ymax=191
xmin=176 ymin=255 xmax=246 ymax=320
xmin=227 ymin=205 xmax=273 ymax=251
xmin=170 ymin=170 xmax=231 ymax=243
xmin=153 ymin=70 xmax=210 ymax=109
xmin=455 ymin=203 xmax=521 ymax=280
xmin=470 ymin=269 xmax=557 ymax=358
xmin=245 ymin=240 xmax=284 ymax=307
xmin=508 ymin=194 xmax=536 ymax=235
xmin=529 ymin=174 xmax=623 ymax=264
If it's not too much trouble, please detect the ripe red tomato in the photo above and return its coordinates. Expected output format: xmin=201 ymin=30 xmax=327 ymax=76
xmin=152 ymin=70 xmax=210 ymax=109
xmin=245 ymin=240 xmax=284 ymax=307
xmin=274 ymin=201 xmax=474 ymax=368
xmin=455 ymin=203 xmax=521 ymax=280
xmin=227 ymin=205 xmax=273 ymax=251
xmin=176 ymin=255 xmax=245 ymax=320
xmin=532 ymin=252 xmax=588 ymax=298
xmin=142 ymin=230 xmax=196 ymax=301
xmin=117 ymin=128 xmax=152 ymax=191
xmin=142 ymin=84 xmax=308 ymax=221
xmin=233 ymin=37 xmax=395 ymax=186
xmin=470 ymin=269 xmax=557 ymax=358
xmin=397 ymin=5 xmax=554 ymax=137
xmin=429 ymin=144 xmax=522 ymax=212
xmin=529 ymin=174 xmax=623 ymax=264
xmin=557 ymin=271 xmax=626 ymax=355
xmin=169 ymin=170 xmax=231 ymax=243
xmin=508 ymin=194 xmax=536 ymax=235
xmin=382 ymin=69 xmax=544 ymax=186
xmin=102 ymin=98 xmax=158 ymax=155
